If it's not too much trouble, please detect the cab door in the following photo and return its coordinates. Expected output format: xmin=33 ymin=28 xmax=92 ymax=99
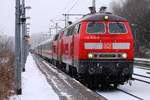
xmin=63 ymin=26 xmax=75 ymax=65
xmin=52 ymin=34 xmax=59 ymax=60
xmin=72 ymin=24 xmax=81 ymax=65
xmin=58 ymin=32 xmax=64 ymax=62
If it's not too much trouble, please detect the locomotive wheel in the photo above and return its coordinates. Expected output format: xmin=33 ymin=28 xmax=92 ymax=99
xmin=101 ymin=84 xmax=109 ymax=89
xmin=77 ymin=74 xmax=87 ymax=85
xmin=113 ymin=84 xmax=119 ymax=88
xmin=77 ymin=74 xmax=99 ymax=89
xmin=87 ymin=76 xmax=99 ymax=89
xmin=71 ymin=67 xmax=78 ymax=79
xmin=52 ymin=60 xmax=57 ymax=66
xmin=87 ymin=81 xmax=98 ymax=89
xmin=62 ymin=64 xmax=66 ymax=72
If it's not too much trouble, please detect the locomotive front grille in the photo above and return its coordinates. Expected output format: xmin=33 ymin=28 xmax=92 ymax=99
xmin=99 ymin=54 xmax=116 ymax=57
xmin=92 ymin=53 xmax=126 ymax=59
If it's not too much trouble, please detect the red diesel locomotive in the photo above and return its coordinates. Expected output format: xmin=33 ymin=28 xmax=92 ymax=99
xmin=34 ymin=12 xmax=134 ymax=88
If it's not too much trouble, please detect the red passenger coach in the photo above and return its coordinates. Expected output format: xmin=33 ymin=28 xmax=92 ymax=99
xmin=35 ymin=12 xmax=134 ymax=88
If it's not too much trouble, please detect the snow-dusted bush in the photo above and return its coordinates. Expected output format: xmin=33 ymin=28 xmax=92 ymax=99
xmin=111 ymin=0 xmax=150 ymax=58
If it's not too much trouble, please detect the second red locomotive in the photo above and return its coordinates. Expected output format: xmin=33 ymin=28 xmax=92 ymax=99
xmin=34 ymin=12 xmax=134 ymax=88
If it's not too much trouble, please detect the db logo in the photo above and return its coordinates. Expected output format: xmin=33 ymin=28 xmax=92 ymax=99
xmin=103 ymin=43 xmax=112 ymax=49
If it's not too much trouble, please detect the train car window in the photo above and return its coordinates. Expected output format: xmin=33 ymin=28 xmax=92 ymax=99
xmin=59 ymin=32 xmax=64 ymax=39
xmin=109 ymin=22 xmax=127 ymax=34
xmin=50 ymin=42 xmax=52 ymax=49
xmin=87 ymin=22 xmax=105 ymax=34
xmin=54 ymin=34 xmax=59 ymax=40
xmin=46 ymin=42 xmax=49 ymax=50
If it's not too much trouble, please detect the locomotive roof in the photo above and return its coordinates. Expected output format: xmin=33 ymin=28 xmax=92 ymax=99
xmin=82 ymin=13 xmax=127 ymax=21
xmin=56 ymin=13 xmax=128 ymax=35
xmin=63 ymin=13 xmax=127 ymax=30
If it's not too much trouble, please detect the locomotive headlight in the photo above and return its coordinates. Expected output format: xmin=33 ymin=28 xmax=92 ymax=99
xmin=88 ymin=53 xmax=93 ymax=59
xmin=122 ymin=53 xmax=127 ymax=58
xmin=104 ymin=16 xmax=109 ymax=20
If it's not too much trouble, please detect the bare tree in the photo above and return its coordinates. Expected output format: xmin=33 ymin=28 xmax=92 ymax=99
xmin=0 ymin=34 xmax=15 ymax=100
xmin=111 ymin=0 xmax=150 ymax=57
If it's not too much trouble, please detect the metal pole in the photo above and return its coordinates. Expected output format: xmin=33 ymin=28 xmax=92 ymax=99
xmin=64 ymin=14 xmax=67 ymax=27
xmin=26 ymin=32 xmax=30 ymax=58
xmin=15 ymin=0 xmax=22 ymax=94
xmin=66 ymin=15 xmax=69 ymax=26
xmin=21 ymin=0 xmax=26 ymax=72
xmin=49 ymin=28 xmax=51 ymax=38
xmin=56 ymin=23 xmax=58 ymax=34
xmin=25 ymin=24 xmax=29 ymax=61
xmin=92 ymin=0 xmax=96 ymax=8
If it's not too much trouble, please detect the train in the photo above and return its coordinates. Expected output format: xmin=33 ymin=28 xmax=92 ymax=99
xmin=34 ymin=11 xmax=134 ymax=89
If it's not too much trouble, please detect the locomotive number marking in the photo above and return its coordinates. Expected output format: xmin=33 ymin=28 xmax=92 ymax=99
xmin=103 ymin=43 xmax=112 ymax=49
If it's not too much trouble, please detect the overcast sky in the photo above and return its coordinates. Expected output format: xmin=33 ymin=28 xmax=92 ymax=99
xmin=0 ymin=0 xmax=118 ymax=36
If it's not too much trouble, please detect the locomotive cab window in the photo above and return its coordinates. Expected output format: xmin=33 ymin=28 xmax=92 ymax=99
xmin=109 ymin=22 xmax=127 ymax=34
xmin=87 ymin=22 xmax=105 ymax=34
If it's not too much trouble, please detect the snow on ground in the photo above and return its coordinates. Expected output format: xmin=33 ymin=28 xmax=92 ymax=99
xmin=10 ymin=54 xmax=59 ymax=100
xmin=134 ymin=66 xmax=150 ymax=77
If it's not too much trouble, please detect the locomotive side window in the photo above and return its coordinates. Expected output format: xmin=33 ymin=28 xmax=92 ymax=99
xmin=66 ymin=29 xmax=71 ymax=36
xmin=74 ymin=24 xmax=78 ymax=34
xmin=74 ymin=24 xmax=81 ymax=34
xmin=70 ymin=26 xmax=75 ymax=35
xmin=66 ymin=26 xmax=75 ymax=36
xmin=87 ymin=22 xmax=105 ymax=34
xmin=109 ymin=22 xmax=127 ymax=34
xmin=77 ymin=24 xmax=81 ymax=33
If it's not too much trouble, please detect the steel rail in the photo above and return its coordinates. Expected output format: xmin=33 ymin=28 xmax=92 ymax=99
xmin=133 ymin=73 xmax=150 ymax=79
xmin=135 ymin=66 xmax=150 ymax=71
xmin=117 ymin=89 xmax=144 ymax=100
xmin=134 ymin=78 xmax=150 ymax=84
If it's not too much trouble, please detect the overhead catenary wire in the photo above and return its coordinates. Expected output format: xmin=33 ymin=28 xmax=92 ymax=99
xmin=63 ymin=0 xmax=72 ymax=12
xmin=66 ymin=0 xmax=80 ymax=13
